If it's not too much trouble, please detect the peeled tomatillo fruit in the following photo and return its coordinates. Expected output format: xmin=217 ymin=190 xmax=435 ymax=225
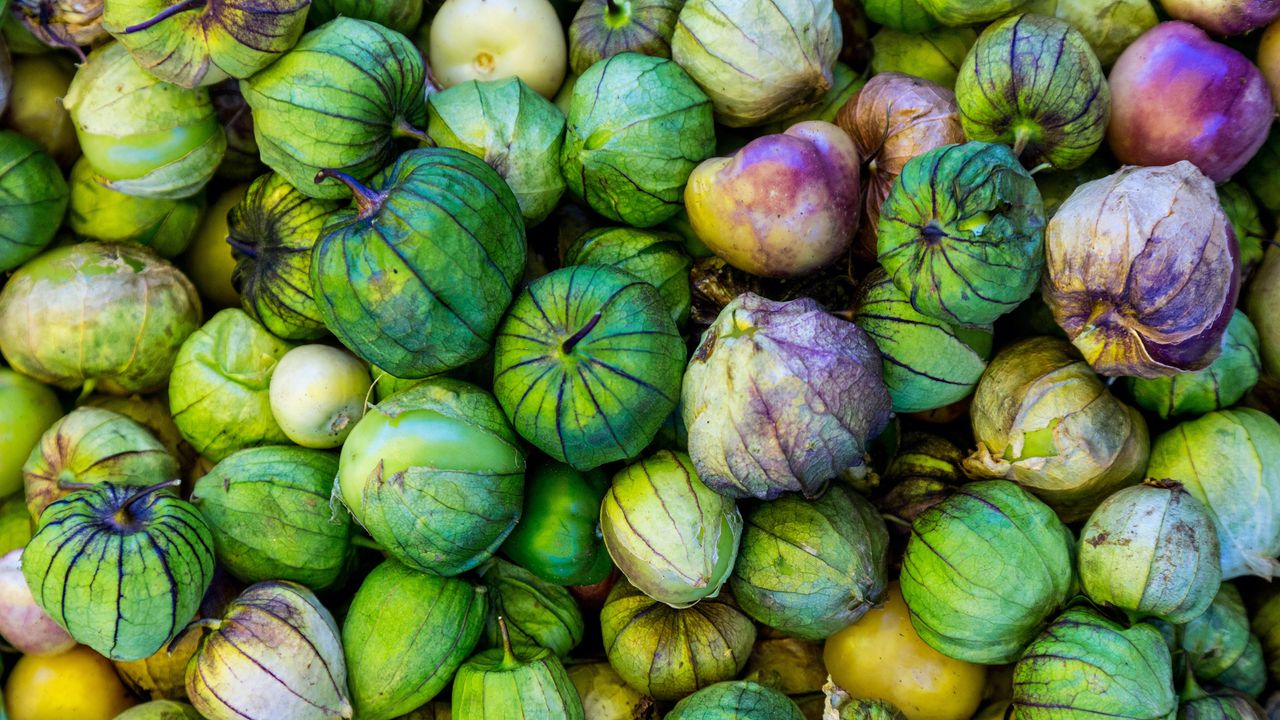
xmin=0 ymin=369 xmax=62 ymax=498
xmin=500 ymin=461 xmax=612 ymax=587
xmin=268 ymin=344 xmax=371 ymax=449
xmin=429 ymin=0 xmax=568 ymax=99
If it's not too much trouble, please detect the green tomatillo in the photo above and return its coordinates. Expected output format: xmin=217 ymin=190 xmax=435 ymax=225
xmin=22 ymin=479 xmax=215 ymax=661
xmin=878 ymin=141 xmax=1045 ymax=326
xmin=568 ymin=0 xmax=680 ymax=75
xmin=1125 ymin=310 xmax=1261 ymax=419
xmin=500 ymin=461 xmax=612 ymax=587
xmin=0 ymin=369 xmax=62 ymax=499
xmin=492 ymin=264 xmax=685 ymax=471
xmin=308 ymin=0 xmax=422 ymax=34
xmin=104 ymin=0 xmax=311 ymax=88
xmin=479 ymin=557 xmax=585 ymax=659
xmin=241 ymin=17 xmax=429 ymax=200
xmin=68 ymin=157 xmax=204 ymax=258
xmin=956 ymin=14 xmax=1110 ymax=171
xmin=0 ymin=130 xmax=67 ymax=271
xmin=564 ymin=226 xmax=692 ymax=326
xmin=311 ymin=148 xmax=525 ymax=379
xmin=63 ymin=41 xmax=226 ymax=199
xmin=337 ymin=378 xmax=525 ymax=577
xmin=667 ymin=681 xmax=806 ymax=720
xmin=451 ymin=617 xmax=585 ymax=720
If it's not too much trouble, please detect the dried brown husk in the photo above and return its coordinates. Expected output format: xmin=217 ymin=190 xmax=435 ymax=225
xmin=835 ymin=72 xmax=963 ymax=260
xmin=10 ymin=0 xmax=106 ymax=53
xmin=1043 ymin=161 xmax=1240 ymax=378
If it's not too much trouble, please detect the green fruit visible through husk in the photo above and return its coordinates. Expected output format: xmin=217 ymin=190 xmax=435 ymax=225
xmin=22 ymin=480 xmax=215 ymax=661
xmin=241 ymin=17 xmax=428 ymax=200
xmin=878 ymin=141 xmax=1045 ymax=326
xmin=68 ymin=157 xmax=204 ymax=258
xmin=168 ymin=308 xmax=295 ymax=462
xmin=311 ymin=148 xmax=525 ymax=379
xmin=426 ymin=77 xmax=566 ymax=225
xmin=1183 ymin=584 xmax=1266 ymax=696
xmin=343 ymin=559 xmax=486 ymax=720
xmin=103 ymin=0 xmax=311 ymax=88
xmin=600 ymin=579 xmax=756 ymax=702
xmin=0 ymin=242 xmax=203 ymax=395
xmin=956 ymin=14 xmax=1110 ymax=171
xmin=22 ymin=406 xmax=178 ymax=520
xmin=336 ymin=378 xmax=525 ymax=577
xmin=190 ymin=445 xmax=351 ymax=589
xmin=900 ymin=479 xmax=1074 ymax=664
xmin=869 ymin=26 xmax=977 ymax=88
xmin=1023 ymin=0 xmax=1157 ymax=67
xmin=229 ymin=172 xmax=339 ymax=341
xmin=0 ymin=130 xmax=67 ymax=271
xmin=492 ymin=264 xmax=685 ymax=471
xmin=63 ymin=41 xmax=225 ymax=199
xmin=561 ymin=53 xmax=715 ymax=227
xmin=862 ymin=0 xmax=939 ymax=32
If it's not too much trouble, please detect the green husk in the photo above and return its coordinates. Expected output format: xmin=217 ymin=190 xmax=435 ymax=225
xmin=564 ymin=226 xmax=692 ymax=325
xmin=479 ymin=558 xmax=583 ymax=659
xmin=1126 ymin=310 xmax=1261 ymax=419
xmin=0 ymin=130 xmax=67 ymax=271
xmin=666 ymin=681 xmax=806 ymax=720
xmin=68 ymin=157 xmax=204 ymax=258
xmin=451 ymin=618 xmax=585 ymax=719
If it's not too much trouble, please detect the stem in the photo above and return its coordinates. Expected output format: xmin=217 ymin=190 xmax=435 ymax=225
xmin=315 ymin=169 xmax=385 ymax=220
xmin=1027 ymin=162 xmax=1053 ymax=176
xmin=497 ymin=616 xmax=519 ymax=669
xmin=561 ymin=313 xmax=602 ymax=353
xmin=225 ymin=236 xmax=258 ymax=259
xmin=122 ymin=478 xmax=182 ymax=513
xmin=392 ymin=118 xmax=434 ymax=147
xmin=57 ymin=479 xmax=96 ymax=492
xmin=1012 ymin=126 xmax=1032 ymax=158
xmin=350 ymin=535 xmax=385 ymax=552
xmin=123 ymin=0 xmax=207 ymax=33
xmin=605 ymin=0 xmax=621 ymax=15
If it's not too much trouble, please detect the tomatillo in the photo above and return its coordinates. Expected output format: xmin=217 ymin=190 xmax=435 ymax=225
xmin=501 ymin=462 xmax=611 ymax=587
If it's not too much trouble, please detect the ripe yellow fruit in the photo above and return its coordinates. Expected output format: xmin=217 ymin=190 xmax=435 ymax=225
xmin=824 ymin=583 xmax=986 ymax=720
xmin=5 ymin=645 xmax=137 ymax=720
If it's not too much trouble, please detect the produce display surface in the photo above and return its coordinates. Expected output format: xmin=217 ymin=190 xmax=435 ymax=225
xmin=1 ymin=0 xmax=1280 ymax=718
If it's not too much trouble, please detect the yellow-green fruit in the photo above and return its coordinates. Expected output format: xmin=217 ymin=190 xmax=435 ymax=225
xmin=182 ymin=183 xmax=247 ymax=309
xmin=4 ymin=55 xmax=78 ymax=166
xmin=268 ymin=344 xmax=371 ymax=449
xmin=0 ymin=370 xmax=62 ymax=498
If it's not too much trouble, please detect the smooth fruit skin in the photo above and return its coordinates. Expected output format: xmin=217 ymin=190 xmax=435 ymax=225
xmin=269 ymin=344 xmax=371 ymax=449
xmin=4 ymin=55 xmax=79 ymax=167
xmin=1261 ymin=19 xmax=1280 ymax=112
xmin=5 ymin=645 xmax=138 ymax=720
xmin=685 ymin=121 xmax=860 ymax=279
xmin=500 ymin=462 xmax=612 ymax=586
xmin=0 ymin=549 xmax=75 ymax=656
xmin=0 ymin=369 xmax=61 ymax=498
xmin=1107 ymin=21 xmax=1274 ymax=182
xmin=182 ymin=184 xmax=246 ymax=309
xmin=429 ymin=0 xmax=568 ymax=98
xmin=823 ymin=584 xmax=986 ymax=720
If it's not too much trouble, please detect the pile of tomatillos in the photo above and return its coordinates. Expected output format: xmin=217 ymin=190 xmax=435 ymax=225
xmin=2 ymin=0 xmax=1280 ymax=718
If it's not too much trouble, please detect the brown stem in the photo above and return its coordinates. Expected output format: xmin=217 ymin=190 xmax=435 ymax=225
xmin=315 ymin=169 xmax=385 ymax=219
xmin=123 ymin=0 xmax=207 ymax=33
xmin=497 ymin=616 xmax=518 ymax=669
xmin=392 ymin=118 xmax=434 ymax=147
xmin=122 ymin=478 xmax=182 ymax=513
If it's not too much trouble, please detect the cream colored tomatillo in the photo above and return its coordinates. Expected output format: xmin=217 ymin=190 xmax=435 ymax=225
xmin=268 ymin=344 xmax=372 ymax=449
xmin=428 ymin=0 xmax=567 ymax=98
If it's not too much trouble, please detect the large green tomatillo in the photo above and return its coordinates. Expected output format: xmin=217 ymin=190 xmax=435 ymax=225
xmin=854 ymin=268 xmax=992 ymax=414
xmin=311 ymin=148 xmax=525 ymax=378
xmin=23 ymin=406 xmax=178 ymax=520
xmin=600 ymin=450 xmax=742 ymax=608
xmin=1147 ymin=408 xmax=1280 ymax=580
xmin=730 ymin=486 xmax=888 ymax=641
xmin=492 ymin=264 xmax=684 ymax=471
xmin=68 ymin=158 xmax=204 ymax=258
xmin=63 ymin=42 xmax=226 ymax=199
xmin=241 ymin=18 xmax=428 ymax=200
xmin=900 ymin=480 xmax=1074 ymax=664
xmin=0 ymin=369 xmax=62 ymax=499
xmin=956 ymin=14 xmax=1110 ymax=171
xmin=682 ymin=293 xmax=891 ymax=500
xmin=0 ymin=130 xmax=67 ymax=271
xmin=104 ymin=0 xmax=310 ymax=88
xmin=1183 ymin=584 xmax=1266 ymax=697
xmin=187 ymin=581 xmax=353 ymax=720
xmin=452 ymin=618 xmax=585 ymax=720
xmin=1078 ymin=480 xmax=1221 ymax=624
xmin=965 ymin=336 xmax=1150 ymax=522
xmin=1126 ymin=310 xmax=1261 ymax=419
xmin=561 ymin=53 xmax=715 ymax=227
xmin=22 ymin=480 xmax=215 ymax=661
xmin=479 ymin=558 xmax=584 ymax=659
xmin=308 ymin=0 xmax=422 ymax=34
xmin=426 ymin=77 xmax=567 ymax=225
xmin=229 ymin=172 xmax=340 ymax=341
xmin=0 ymin=242 xmax=203 ymax=395
xmin=500 ymin=461 xmax=612 ymax=587
xmin=878 ymin=141 xmax=1046 ymax=326
xmin=667 ymin=681 xmax=806 ymax=720
xmin=168 ymin=308 xmax=295 ymax=462
xmin=337 ymin=378 xmax=525 ymax=577
xmin=600 ymin=578 xmax=756 ymax=701
xmin=342 ymin=559 xmax=486 ymax=720
xmin=670 ymin=0 xmax=840 ymax=127
xmin=190 ymin=446 xmax=351 ymax=589
xmin=1011 ymin=607 xmax=1176 ymax=719
xmin=564 ymin=226 xmax=693 ymax=326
